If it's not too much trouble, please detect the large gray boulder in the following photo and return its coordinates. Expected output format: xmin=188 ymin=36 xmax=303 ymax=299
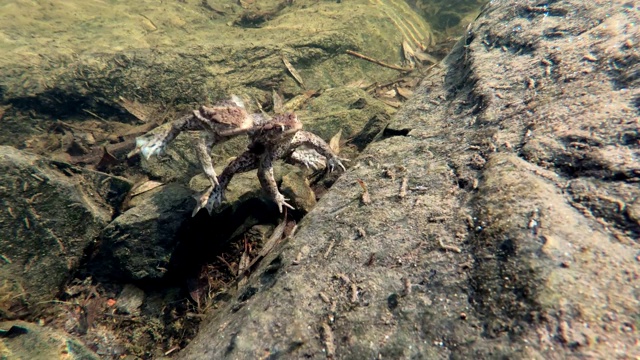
xmin=90 ymin=183 xmax=194 ymax=281
xmin=0 ymin=146 xmax=130 ymax=316
xmin=177 ymin=0 xmax=640 ymax=358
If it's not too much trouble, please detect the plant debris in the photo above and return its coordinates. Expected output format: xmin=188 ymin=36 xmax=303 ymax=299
xmin=282 ymin=56 xmax=305 ymax=88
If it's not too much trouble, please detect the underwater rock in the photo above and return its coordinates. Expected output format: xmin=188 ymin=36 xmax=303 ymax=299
xmin=91 ymin=183 xmax=194 ymax=281
xmin=177 ymin=0 xmax=640 ymax=358
xmin=190 ymin=162 xmax=316 ymax=216
xmin=0 ymin=0 xmax=431 ymax=148
xmin=0 ymin=320 xmax=99 ymax=360
xmin=0 ymin=146 xmax=127 ymax=315
xmin=280 ymin=169 xmax=317 ymax=215
xmin=115 ymin=284 xmax=145 ymax=316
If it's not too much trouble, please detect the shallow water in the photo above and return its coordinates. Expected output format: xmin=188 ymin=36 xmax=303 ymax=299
xmin=0 ymin=0 xmax=489 ymax=358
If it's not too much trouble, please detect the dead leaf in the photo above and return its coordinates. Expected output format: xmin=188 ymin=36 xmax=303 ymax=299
xmin=402 ymin=40 xmax=416 ymax=69
xmin=346 ymin=79 xmax=369 ymax=89
xmin=186 ymin=277 xmax=203 ymax=310
xmin=283 ymin=93 xmax=311 ymax=112
xmin=95 ymin=147 xmax=119 ymax=170
xmin=129 ymin=180 xmax=164 ymax=197
xmin=283 ymin=219 xmax=297 ymax=238
xmin=381 ymin=88 xmax=397 ymax=98
xmin=414 ymin=50 xmax=439 ymax=65
xmin=357 ymin=179 xmax=371 ymax=205
xmin=378 ymin=98 xmax=403 ymax=108
xmin=396 ymin=87 xmax=413 ymax=99
xmin=272 ymin=90 xmax=284 ymax=114
xmin=0 ymin=105 xmax=11 ymax=121
xmin=118 ymin=97 xmax=152 ymax=122
xmin=329 ymin=129 xmax=342 ymax=155
xmin=282 ymin=56 xmax=305 ymax=88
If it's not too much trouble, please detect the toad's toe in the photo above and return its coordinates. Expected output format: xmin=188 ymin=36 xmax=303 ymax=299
xmin=274 ymin=193 xmax=295 ymax=213
xmin=192 ymin=186 xmax=214 ymax=217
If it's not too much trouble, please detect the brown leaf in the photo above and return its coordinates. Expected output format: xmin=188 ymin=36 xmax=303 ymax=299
xmin=402 ymin=40 xmax=416 ymax=69
xmin=346 ymin=79 xmax=369 ymax=89
xmin=272 ymin=90 xmax=284 ymax=114
xmin=356 ymin=179 xmax=371 ymax=205
xmin=282 ymin=56 xmax=305 ymax=88
xmin=118 ymin=97 xmax=152 ymax=122
xmin=130 ymin=180 xmax=164 ymax=197
xmin=381 ymin=88 xmax=397 ymax=98
xmin=186 ymin=277 xmax=203 ymax=310
xmin=414 ymin=50 xmax=439 ymax=65
xmin=329 ymin=129 xmax=342 ymax=155
xmin=95 ymin=147 xmax=119 ymax=170
xmin=0 ymin=105 xmax=11 ymax=121
xmin=396 ymin=87 xmax=413 ymax=99
xmin=378 ymin=98 xmax=403 ymax=108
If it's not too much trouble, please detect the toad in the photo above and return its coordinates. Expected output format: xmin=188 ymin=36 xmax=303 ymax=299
xmin=132 ymin=96 xmax=254 ymax=192
xmin=132 ymin=96 xmax=335 ymax=214
xmin=200 ymin=112 xmax=346 ymax=214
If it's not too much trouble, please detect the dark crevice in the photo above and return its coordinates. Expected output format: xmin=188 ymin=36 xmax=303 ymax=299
xmin=633 ymin=96 xmax=640 ymax=115
xmin=482 ymin=34 xmax=537 ymax=55
xmin=517 ymin=4 xmax=569 ymax=19
xmin=9 ymin=90 xmax=134 ymax=121
xmin=381 ymin=126 xmax=411 ymax=138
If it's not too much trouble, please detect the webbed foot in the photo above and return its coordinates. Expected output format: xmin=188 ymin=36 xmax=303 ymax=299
xmin=327 ymin=157 xmax=348 ymax=172
xmin=191 ymin=185 xmax=227 ymax=217
xmin=274 ymin=193 xmax=295 ymax=213
xmin=133 ymin=124 xmax=173 ymax=159
xmin=192 ymin=186 xmax=213 ymax=217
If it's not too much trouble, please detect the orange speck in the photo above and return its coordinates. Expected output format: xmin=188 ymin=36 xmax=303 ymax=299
xmin=106 ymin=298 xmax=116 ymax=307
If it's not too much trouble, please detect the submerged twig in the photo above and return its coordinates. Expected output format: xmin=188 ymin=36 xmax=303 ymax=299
xmin=346 ymin=50 xmax=413 ymax=72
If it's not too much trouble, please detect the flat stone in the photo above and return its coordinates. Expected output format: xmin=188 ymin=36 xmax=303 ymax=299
xmin=116 ymin=284 xmax=145 ymax=315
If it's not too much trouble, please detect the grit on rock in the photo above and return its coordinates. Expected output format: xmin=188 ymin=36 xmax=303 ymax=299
xmin=0 ymin=146 xmax=131 ymax=316
xmin=178 ymin=0 xmax=640 ymax=358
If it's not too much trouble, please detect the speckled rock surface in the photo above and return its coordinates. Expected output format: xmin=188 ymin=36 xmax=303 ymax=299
xmin=0 ymin=321 xmax=99 ymax=360
xmin=0 ymin=146 xmax=129 ymax=315
xmin=90 ymin=183 xmax=194 ymax=281
xmin=177 ymin=0 xmax=640 ymax=358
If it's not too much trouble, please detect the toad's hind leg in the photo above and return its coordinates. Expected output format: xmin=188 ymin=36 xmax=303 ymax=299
xmin=192 ymin=151 xmax=260 ymax=216
xmin=287 ymin=148 xmax=326 ymax=170
xmin=289 ymin=131 xmax=347 ymax=172
xmin=134 ymin=113 xmax=204 ymax=159
xmin=192 ymin=132 xmax=221 ymax=216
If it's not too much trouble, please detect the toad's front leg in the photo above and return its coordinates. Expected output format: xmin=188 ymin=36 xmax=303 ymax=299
xmin=192 ymin=151 xmax=260 ymax=216
xmin=134 ymin=113 xmax=204 ymax=159
xmin=194 ymin=132 xmax=219 ymax=187
xmin=258 ymin=151 xmax=294 ymax=213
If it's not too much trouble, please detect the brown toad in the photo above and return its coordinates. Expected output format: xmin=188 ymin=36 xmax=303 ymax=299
xmin=132 ymin=96 xmax=335 ymax=215
xmin=200 ymin=112 xmax=346 ymax=214
xmin=133 ymin=96 xmax=253 ymax=192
